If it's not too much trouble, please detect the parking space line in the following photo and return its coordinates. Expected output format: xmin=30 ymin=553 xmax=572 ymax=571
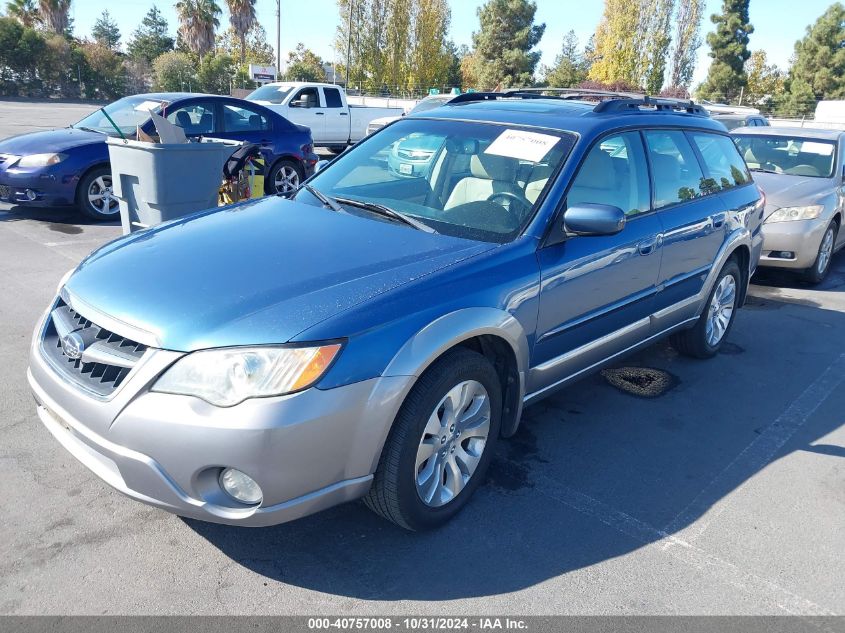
xmin=535 ymin=475 xmax=837 ymax=616
xmin=42 ymin=239 xmax=107 ymax=247
xmin=663 ymin=352 xmax=845 ymax=544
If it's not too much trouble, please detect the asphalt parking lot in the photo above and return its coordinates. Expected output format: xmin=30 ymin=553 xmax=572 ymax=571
xmin=0 ymin=101 xmax=843 ymax=616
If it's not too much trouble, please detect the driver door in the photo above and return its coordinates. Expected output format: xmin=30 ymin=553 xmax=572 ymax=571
xmin=529 ymin=131 xmax=662 ymax=395
xmin=289 ymin=87 xmax=325 ymax=140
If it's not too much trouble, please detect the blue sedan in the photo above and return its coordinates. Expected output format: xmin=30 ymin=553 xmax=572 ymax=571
xmin=0 ymin=93 xmax=319 ymax=220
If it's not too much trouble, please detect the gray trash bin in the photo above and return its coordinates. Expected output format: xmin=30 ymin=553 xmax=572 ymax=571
xmin=106 ymin=137 xmax=242 ymax=234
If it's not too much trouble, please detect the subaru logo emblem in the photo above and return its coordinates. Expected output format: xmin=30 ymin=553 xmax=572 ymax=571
xmin=60 ymin=332 xmax=85 ymax=360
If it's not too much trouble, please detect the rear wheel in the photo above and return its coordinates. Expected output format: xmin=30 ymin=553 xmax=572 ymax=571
xmin=265 ymin=159 xmax=303 ymax=195
xmin=671 ymin=259 xmax=741 ymax=359
xmin=364 ymin=348 xmax=502 ymax=530
xmin=77 ymin=166 xmax=119 ymax=221
xmin=801 ymin=222 xmax=837 ymax=284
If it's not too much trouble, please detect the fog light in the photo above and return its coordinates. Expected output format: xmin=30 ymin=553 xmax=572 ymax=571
xmin=25 ymin=189 xmax=37 ymax=201
xmin=219 ymin=468 xmax=262 ymax=505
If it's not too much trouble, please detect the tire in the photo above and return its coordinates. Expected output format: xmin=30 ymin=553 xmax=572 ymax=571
xmin=265 ymin=159 xmax=304 ymax=195
xmin=364 ymin=348 xmax=502 ymax=531
xmin=671 ymin=258 xmax=742 ymax=359
xmin=801 ymin=221 xmax=838 ymax=284
xmin=327 ymin=145 xmax=348 ymax=155
xmin=76 ymin=166 xmax=119 ymax=221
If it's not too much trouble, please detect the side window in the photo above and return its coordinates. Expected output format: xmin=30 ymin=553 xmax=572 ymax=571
xmin=293 ymin=87 xmax=320 ymax=108
xmin=567 ymin=132 xmax=651 ymax=217
xmin=643 ymin=130 xmax=705 ymax=208
xmin=166 ymin=102 xmax=216 ymax=135
xmin=690 ymin=133 xmax=752 ymax=192
xmin=324 ymin=88 xmax=343 ymax=108
xmin=222 ymin=104 xmax=270 ymax=132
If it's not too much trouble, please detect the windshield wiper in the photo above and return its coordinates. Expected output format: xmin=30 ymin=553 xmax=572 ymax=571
xmin=334 ymin=197 xmax=436 ymax=233
xmin=71 ymin=125 xmax=106 ymax=134
xmin=301 ymin=183 xmax=345 ymax=213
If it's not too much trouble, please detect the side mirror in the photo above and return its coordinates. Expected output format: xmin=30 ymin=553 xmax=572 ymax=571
xmin=290 ymin=99 xmax=305 ymax=108
xmin=315 ymin=159 xmax=330 ymax=174
xmin=563 ymin=203 xmax=626 ymax=236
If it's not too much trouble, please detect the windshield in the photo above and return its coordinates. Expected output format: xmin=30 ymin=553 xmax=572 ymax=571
xmin=410 ymin=97 xmax=451 ymax=114
xmin=72 ymin=96 xmax=167 ymax=136
xmin=734 ymin=134 xmax=837 ymax=178
xmin=246 ymin=84 xmax=294 ymax=104
xmin=295 ymin=118 xmax=575 ymax=243
xmin=715 ymin=116 xmax=748 ymax=131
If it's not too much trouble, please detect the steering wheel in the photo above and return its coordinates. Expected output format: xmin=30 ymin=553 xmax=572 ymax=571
xmin=486 ymin=191 xmax=532 ymax=217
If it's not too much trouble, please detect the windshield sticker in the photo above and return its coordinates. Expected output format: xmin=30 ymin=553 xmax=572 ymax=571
xmin=800 ymin=141 xmax=834 ymax=156
xmin=484 ymin=129 xmax=560 ymax=162
xmin=134 ymin=100 xmax=164 ymax=113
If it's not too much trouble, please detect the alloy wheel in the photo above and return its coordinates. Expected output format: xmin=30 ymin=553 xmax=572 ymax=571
xmin=274 ymin=165 xmax=300 ymax=193
xmin=87 ymin=175 xmax=118 ymax=215
xmin=415 ymin=380 xmax=491 ymax=508
xmin=706 ymin=274 xmax=736 ymax=347
xmin=817 ymin=227 xmax=835 ymax=276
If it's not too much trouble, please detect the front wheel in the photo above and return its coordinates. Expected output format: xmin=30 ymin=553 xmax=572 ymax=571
xmin=77 ymin=166 xmax=119 ymax=221
xmin=265 ymin=159 xmax=304 ymax=195
xmin=671 ymin=259 xmax=741 ymax=359
xmin=364 ymin=348 xmax=502 ymax=530
xmin=802 ymin=222 xmax=837 ymax=284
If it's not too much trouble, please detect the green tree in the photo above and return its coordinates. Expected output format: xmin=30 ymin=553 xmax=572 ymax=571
xmin=5 ymin=0 xmax=39 ymax=27
xmin=783 ymin=3 xmax=845 ymax=115
xmin=544 ymin=30 xmax=588 ymax=88
xmin=196 ymin=51 xmax=234 ymax=93
xmin=92 ymin=9 xmax=120 ymax=50
xmin=668 ymin=0 xmax=704 ymax=89
xmin=216 ymin=23 xmax=273 ymax=65
xmin=408 ymin=0 xmax=452 ymax=92
xmin=224 ymin=0 xmax=255 ymax=63
xmin=589 ymin=0 xmax=642 ymax=85
xmin=471 ymin=0 xmax=545 ymax=89
xmin=639 ymin=0 xmax=674 ymax=93
xmin=696 ymin=0 xmax=753 ymax=102
xmin=283 ymin=43 xmax=324 ymax=81
xmin=175 ymin=0 xmax=220 ymax=59
xmin=79 ymin=41 xmax=125 ymax=98
xmin=744 ymin=50 xmax=785 ymax=108
xmin=152 ymin=49 xmax=196 ymax=91
xmin=127 ymin=6 xmax=173 ymax=63
xmin=0 ymin=17 xmax=45 ymax=94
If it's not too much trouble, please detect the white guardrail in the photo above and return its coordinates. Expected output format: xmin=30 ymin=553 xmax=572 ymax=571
xmin=769 ymin=118 xmax=845 ymax=130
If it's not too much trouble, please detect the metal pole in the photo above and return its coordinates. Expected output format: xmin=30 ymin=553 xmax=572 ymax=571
xmin=276 ymin=0 xmax=281 ymax=77
xmin=345 ymin=0 xmax=353 ymax=87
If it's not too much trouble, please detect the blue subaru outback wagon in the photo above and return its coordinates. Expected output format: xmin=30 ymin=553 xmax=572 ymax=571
xmin=29 ymin=91 xmax=764 ymax=530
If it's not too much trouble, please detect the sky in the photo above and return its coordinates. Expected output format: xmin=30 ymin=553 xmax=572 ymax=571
xmin=68 ymin=0 xmax=831 ymax=86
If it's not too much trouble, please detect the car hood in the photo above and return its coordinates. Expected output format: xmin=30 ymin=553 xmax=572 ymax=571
xmin=752 ymin=171 xmax=835 ymax=212
xmin=65 ymin=198 xmax=494 ymax=351
xmin=0 ymin=128 xmax=105 ymax=155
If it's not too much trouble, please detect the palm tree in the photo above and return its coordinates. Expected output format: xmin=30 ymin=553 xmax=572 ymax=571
xmin=6 ymin=0 xmax=39 ymax=27
xmin=226 ymin=0 xmax=256 ymax=64
xmin=175 ymin=0 xmax=221 ymax=59
xmin=37 ymin=0 xmax=70 ymax=34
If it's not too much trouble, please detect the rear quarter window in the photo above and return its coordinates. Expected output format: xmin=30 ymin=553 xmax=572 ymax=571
xmin=690 ymin=133 xmax=752 ymax=192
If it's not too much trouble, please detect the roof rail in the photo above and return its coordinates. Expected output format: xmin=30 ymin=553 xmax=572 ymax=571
xmin=594 ymin=96 xmax=708 ymax=116
xmin=445 ymin=90 xmax=709 ymax=117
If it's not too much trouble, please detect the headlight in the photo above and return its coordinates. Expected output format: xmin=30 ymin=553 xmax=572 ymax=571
xmin=152 ymin=344 xmax=342 ymax=407
xmin=16 ymin=153 xmax=67 ymax=168
xmin=56 ymin=267 xmax=75 ymax=293
xmin=765 ymin=205 xmax=824 ymax=223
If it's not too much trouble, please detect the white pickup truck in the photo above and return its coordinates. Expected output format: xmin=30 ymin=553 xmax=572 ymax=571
xmin=246 ymin=82 xmax=405 ymax=150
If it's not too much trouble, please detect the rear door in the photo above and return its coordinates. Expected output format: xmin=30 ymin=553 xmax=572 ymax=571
xmin=531 ymin=131 xmax=662 ymax=394
xmin=644 ymin=129 xmax=728 ymax=316
xmin=216 ymin=101 xmax=273 ymax=146
xmin=321 ymin=86 xmax=348 ymax=144
xmin=162 ymin=100 xmax=218 ymax=138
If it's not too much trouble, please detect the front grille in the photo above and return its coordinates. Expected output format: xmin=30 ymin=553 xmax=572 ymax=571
xmin=0 ymin=184 xmax=10 ymax=200
xmin=40 ymin=299 xmax=147 ymax=397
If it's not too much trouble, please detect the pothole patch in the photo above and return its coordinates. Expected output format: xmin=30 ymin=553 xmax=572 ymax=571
xmin=719 ymin=342 xmax=745 ymax=355
xmin=601 ymin=366 xmax=677 ymax=398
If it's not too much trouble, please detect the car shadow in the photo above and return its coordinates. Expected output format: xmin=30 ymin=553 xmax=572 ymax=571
xmin=751 ymin=250 xmax=845 ymax=293
xmin=0 ymin=204 xmax=120 ymax=230
xmin=184 ymin=294 xmax=845 ymax=601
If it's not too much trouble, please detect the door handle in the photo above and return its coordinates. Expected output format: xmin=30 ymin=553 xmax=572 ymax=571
xmin=638 ymin=237 xmax=659 ymax=256
xmin=339 ymin=112 xmax=349 ymax=116
xmin=711 ymin=213 xmax=726 ymax=229
xmin=315 ymin=112 xmax=325 ymax=116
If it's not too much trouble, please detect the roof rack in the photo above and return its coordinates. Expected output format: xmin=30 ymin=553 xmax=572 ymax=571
xmin=445 ymin=90 xmax=709 ymax=117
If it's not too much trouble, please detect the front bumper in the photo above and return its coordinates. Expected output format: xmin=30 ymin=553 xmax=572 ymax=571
xmin=758 ymin=217 xmax=828 ymax=270
xmin=0 ymin=165 xmax=77 ymax=206
xmin=28 ymin=308 xmax=413 ymax=526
